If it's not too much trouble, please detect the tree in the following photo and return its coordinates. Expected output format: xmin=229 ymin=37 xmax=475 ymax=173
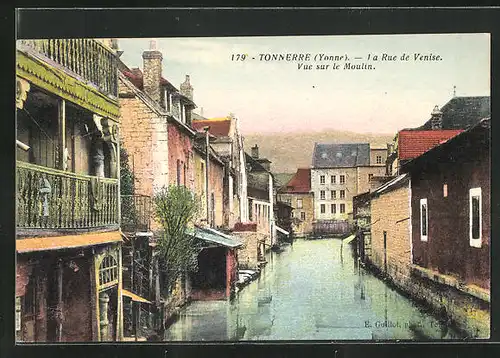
xmin=152 ymin=185 xmax=202 ymax=294
xmin=120 ymin=147 xmax=136 ymax=230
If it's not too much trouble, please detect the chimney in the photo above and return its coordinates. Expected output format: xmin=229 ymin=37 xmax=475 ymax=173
xmin=251 ymin=144 xmax=259 ymax=159
xmin=180 ymin=74 xmax=194 ymax=101
xmin=430 ymin=105 xmax=443 ymax=129
xmin=142 ymin=39 xmax=163 ymax=104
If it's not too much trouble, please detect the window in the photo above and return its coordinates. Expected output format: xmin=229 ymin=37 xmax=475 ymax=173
xmin=368 ymin=174 xmax=373 ymax=182
xmin=340 ymin=204 xmax=345 ymax=213
xmin=420 ymin=198 xmax=428 ymax=242
xmin=296 ymin=199 xmax=303 ymax=208
xmin=99 ymin=255 xmax=118 ymax=287
xmin=340 ymin=190 xmax=345 ymax=199
xmin=331 ymin=190 xmax=336 ymax=199
xmin=320 ymin=190 xmax=326 ymax=200
xmin=340 ymin=175 xmax=345 ymax=184
xmin=15 ymin=296 xmax=21 ymax=332
xmin=300 ymin=212 xmax=306 ymax=220
xmin=443 ymin=183 xmax=448 ymax=198
xmin=331 ymin=175 xmax=336 ymax=184
xmin=469 ymin=188 xmax=482 ymax=248
xmin=331 ymin=204 xmax=336 ymax=214
xmin=176 ymin=159 xmax=181 ymax=186
xmin=376 ymin=155 xmax=382 ymax=164
xmin=183 ymin=162 xmax=187 ymax=186
xmin=320 ymin=204 xmax=326 ymax=213
xmin=320 ymin=175 xmax=325 ymax=184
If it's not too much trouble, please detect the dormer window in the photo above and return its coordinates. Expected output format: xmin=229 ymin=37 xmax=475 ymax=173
xmin=180 ymin=103 xmax=186 ymax=124
xmin=164 ymin=89 xmax=172 ymax=112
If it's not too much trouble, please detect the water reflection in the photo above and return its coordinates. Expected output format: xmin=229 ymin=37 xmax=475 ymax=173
xmin=164 ymin=239 xmax=465 ymax=341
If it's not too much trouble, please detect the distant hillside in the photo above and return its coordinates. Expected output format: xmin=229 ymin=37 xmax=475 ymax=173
xmin=243 ymin=130 xmax=394 ymax=174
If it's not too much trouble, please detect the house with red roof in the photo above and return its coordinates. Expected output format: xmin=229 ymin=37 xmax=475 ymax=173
xmin=192 ymin=114 xmax=249 ymax=229
xmin=366 ymin=98 xmax=491 ymax=338
xmin=386 ymin=96 xmax=490 ymax=176
xmin=117 ymin=41 xmax=242 ymax=332
xmin=277 ymin=168 xmax=314 ymax=237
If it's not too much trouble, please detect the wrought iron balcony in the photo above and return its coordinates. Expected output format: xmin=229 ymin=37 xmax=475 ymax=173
xmin=17 ymin=39 xmax=118 ymax=97
xmin=121 ymin=195 xmax=152 ymax=233
xmin=16 ymin=161 xmax=119 ymax=232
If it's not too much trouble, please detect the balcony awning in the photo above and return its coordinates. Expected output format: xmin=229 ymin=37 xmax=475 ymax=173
xmin=276 ymin=226 xmax=290 ymax=236
xmin=16 ymin=231 xmax=122 ymax=253
xmin=188 ymin=226 xmax=243 ymax=248
xmin=122 ymin=289 xmax=152 ymax=304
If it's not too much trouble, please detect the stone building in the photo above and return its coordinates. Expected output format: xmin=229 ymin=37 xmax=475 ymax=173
xmin=192 ymin=114 xmax=249 ymax=228
xmin=367 ymin=117 xmax=490 ymax=338
xmin=118 ymin=41 xmax=201 ymax=337
xmin=277 ymin=168 xmax=314 ymax=237
xmin=16 ymin=39 xmax=123 ymax=342
xmin=386 ymin=96 xmax=490 ymax=176
xmin=310 ymin=143 xmax=386 ymax=235
xmin=404 ymin=118 xmax=490 ymax=338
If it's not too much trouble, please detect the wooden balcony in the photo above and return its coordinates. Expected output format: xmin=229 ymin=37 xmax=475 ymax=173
xmin=17 ymin=39 xmax=118 ymax=98
xmin=17 ymin=161 xmax=119 ymax=234
xmin=121 ymin=195 xmax=152 ymax=233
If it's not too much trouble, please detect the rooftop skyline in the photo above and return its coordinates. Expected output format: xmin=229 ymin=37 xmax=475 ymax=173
xmin=117 ymin=33 xmax=490 ymax=135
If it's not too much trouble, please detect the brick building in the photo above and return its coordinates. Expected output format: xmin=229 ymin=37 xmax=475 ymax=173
xmin=277 ymin=168 xmax=314 ymax=237
xmin=192 ymin=114 xmax=249 ymax=229
xmin=310 ymin=143 xmax=386 ymax=235
xmin=118 ymin=41 xmax=201 ymax=337
xmin=386 ymin=96 xmax=490 ymax=176
xmin=403 ymin=118 xmax=490 ymax=338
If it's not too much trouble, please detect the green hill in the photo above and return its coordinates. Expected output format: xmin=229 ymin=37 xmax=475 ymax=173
xmin=243 ymin=130 xmax=394 ymax=174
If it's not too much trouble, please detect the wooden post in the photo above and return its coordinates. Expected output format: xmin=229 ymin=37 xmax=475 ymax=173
xmin=57 ymin=99 xmax=66 ymax=170
xmin=383 ymin=231 xmax=387 ymax=274
xmin=56 ymin=259 xmax=63 ymax=342
xmin=204 ymin=127 xmax=210 ymax=224
xmin=133 ymin=301 xmax=138 ymax=341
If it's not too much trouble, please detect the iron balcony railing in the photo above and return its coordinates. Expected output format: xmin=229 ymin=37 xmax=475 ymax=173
xmin=121 ymin=195 xmax=152 ymax=233
xmin=17 ymin=161 xmax=119 ymax=230
xmin=17 ymin=39 xmax=118 ymax=97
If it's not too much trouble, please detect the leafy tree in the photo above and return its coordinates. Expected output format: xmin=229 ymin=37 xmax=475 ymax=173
xmin=153 ymin=185 xmax=202 ymax=294
xmin=120 ymin=146 xmax=135 ymax=195
xmin=120 ymin=147 xmax=136 ymax=229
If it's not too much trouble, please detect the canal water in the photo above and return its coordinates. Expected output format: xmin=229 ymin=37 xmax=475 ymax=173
xmin=164 ymin=238 xmax=465 ymax=341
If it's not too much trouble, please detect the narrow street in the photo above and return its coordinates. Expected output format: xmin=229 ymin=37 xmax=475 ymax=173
xmin=164 ymin=239 xmax=466 ymax=341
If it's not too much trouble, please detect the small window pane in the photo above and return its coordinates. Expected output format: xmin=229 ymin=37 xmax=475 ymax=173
xmin=472 ymin=195 xmax=480 ymax=240
xmin=421 ymin=204 xmax=427 ymax=236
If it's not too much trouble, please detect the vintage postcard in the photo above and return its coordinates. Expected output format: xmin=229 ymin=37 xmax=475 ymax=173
xmin=15 ymin=26 xmax=490 ymax=344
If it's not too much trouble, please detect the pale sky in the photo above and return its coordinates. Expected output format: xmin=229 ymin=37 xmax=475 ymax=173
xmin=117 ymin=34 xmax=490 ymax=135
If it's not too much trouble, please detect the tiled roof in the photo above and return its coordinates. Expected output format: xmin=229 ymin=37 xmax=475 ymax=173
xmin=192 ymin=119 xmax=232 ymax=137
xmin=312 ymin=143 xmax=370 ymax=168
xmin=122 ymin=68 xmax=177 ymax=91
xmin=280 ymin=168 xmax=311 ymax=193
xmin=403 ymin=118 xmax=490 ymax=172
xmin=398 ymin=130 xmax=463 ymax=160
xmin=419 ymin=96 xmax=490 ymax=130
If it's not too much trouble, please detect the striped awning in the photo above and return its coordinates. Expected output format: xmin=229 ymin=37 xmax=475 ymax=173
xmin=188 ymin=226 xmax=243 ymax=248
xmin=122 ymin=289 xmax=152 ymax=304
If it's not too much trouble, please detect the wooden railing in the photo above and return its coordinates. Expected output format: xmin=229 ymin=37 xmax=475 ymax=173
xmin=17 ymin=161 xmax=119 ymax=230
xmin=121 ymin=195 xmax=152 ymax=233
xmin=17 ymin=39 xmax=118 ymax=97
